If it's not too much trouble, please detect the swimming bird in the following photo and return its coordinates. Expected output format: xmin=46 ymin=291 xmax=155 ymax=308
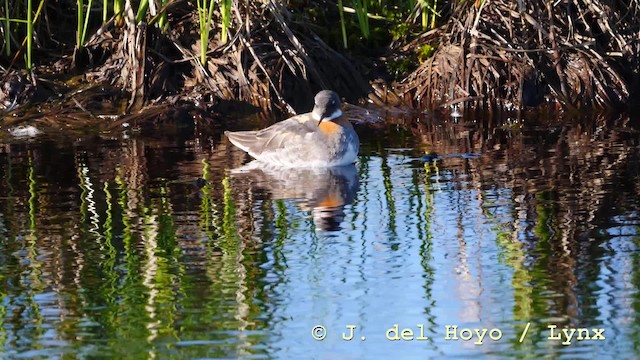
xmin=225 ymin=90 xmax=359 ymax=167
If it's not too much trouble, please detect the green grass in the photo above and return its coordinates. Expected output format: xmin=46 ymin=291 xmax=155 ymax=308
xmin=3 ymin=0 xmax=10 ymax=56
xmin=220 ymin=0 xmax=231 ymax=44
xmin=196 ymin=0 xmax=215 ymax=65
xmin=336 ymin=0 xmax=441 ymax=48
xmin=2 ymin=0 xmax=442 ymax=73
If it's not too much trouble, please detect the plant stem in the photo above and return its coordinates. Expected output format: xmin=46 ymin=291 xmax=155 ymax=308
xmin=3 ymin=0 xmax=9 ymax=56
xmin=26 ymin=0 xmax=32 ymax=71
xmin=158 ymin=0 xmax=167 ymax=31
xmin=81 ymin=0 xmax=93 ymax=45
xmin=136 ymin=0 xmax=148 ymax=23
xmin=221 ymin=0 xmax=231 ymax=44
xmin=352 ymin=0 xmax=369 ymax=39
xmin=337 ymin=0 xmax=348 ymax=48
xmin=197 ymin=0 xmax=212 ymax=65
xmin=430 ymin=0 xmax=437 ymax=29
xmin=76 ymin=0 xmax=83 ymax=48
xmin=114 ymin=0 xmax=123 ymax=23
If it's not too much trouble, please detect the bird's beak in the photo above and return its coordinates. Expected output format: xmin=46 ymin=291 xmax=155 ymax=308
xmin=317 ymin=109 xmax=334 ymax=125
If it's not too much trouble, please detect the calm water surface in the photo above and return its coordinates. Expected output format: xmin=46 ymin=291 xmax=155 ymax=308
xmin=1 ymin=114 xmax=639 ymax=359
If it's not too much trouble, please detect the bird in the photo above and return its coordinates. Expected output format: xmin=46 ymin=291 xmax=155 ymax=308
xmin=225 ymin=90 xmax=359 ymax=167
xmin=230 ymin=162 xmax=359 ymax=231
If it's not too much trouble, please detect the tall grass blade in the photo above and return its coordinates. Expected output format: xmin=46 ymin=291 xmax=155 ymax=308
xmin=421 ymin=0 xmax=427 ymax=29
xmin=337 ymin=0 xmax=348 ymax=48
xmin=76 ymin=0 xmax=83 ymax=47
xmin=220 ymin=0 xmax=231 ymax=44
xmin=352 ymin=0 xmax=369 ymax=38
xmin=103 ymin=0 xmax=107 ymax=22
xmin=3 ymin=0 xmax=9 ymax=56
xmin=158 ymin=0 xmax=168 ymax=31
xmin=430 ymin=0 xmax=437 ymax=29
xmin=81 ymin=0 xmax=94 ymax=45
xmin=135 ymin=0 xmax=149 ymax=23
xmin=418 ymin=0 xmax=439 ymax=30
xmin=196 ymin=0 xmax=215 ymax=65
xmin=114 ymin=0 xmax=123 ymax=22
xmin=26 ymin=0 xmax=32 ymax=71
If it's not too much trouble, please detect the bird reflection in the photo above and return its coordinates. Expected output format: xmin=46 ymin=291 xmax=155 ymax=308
xmin=230 ymin=162 xmax=359 ymax=231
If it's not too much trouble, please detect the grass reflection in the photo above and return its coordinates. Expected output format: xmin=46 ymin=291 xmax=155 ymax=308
xmin=1 ymin=115 xmax=640 ymax=358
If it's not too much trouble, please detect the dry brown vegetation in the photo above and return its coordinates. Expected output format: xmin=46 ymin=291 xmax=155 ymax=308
xmin=400 ymin=0 xmax=640 ymax=111
xmin=78 ymin=0 xmax=373 ymax=114
xmin=3 ymin=0 xmax=640 ymax=124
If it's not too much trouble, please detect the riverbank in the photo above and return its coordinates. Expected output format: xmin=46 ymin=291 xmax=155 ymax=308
xmin=1 ymin=0 xmax=639 ymax=130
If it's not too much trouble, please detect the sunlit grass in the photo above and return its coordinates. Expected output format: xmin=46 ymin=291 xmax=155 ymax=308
xmin=2 ymin=0 xmax=442 ymax=72
xmin=76 ymin=0 xmax=95 ymax=48
xmin=0 ymin=0 xmax=45 ymax=71
xmin=135 ymin=0 xmax=149 ymax=23
xmin=114 ymin=0 xmax=124 ymax=23
xmin=352 ymin=0 xmax=370 ymax=39
xmin=337 ymin=0 xmax=348 ymax=48
xmin=336 ymin=0 xmax=441 ymax=48
xmin=195 ymin=0 xmax=232 ymax=65
xmin=220 ymin=0 xmax=231 ymax=44
xmin=157 ymin=0 xmax=168 ymax=31
xmin=196 ymin=0 xmax=215 ymax=65
xmin=26 ymin=0 xmax=32 ymax=70
xmin=3 ymin=0 xmax=10 ymax=56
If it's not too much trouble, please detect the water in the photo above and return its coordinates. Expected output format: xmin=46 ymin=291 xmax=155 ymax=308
xmin=0 ymin=114 xmax=639 ymax=359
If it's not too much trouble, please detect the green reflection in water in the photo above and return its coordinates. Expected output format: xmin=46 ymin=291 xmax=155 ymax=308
xmin=19 ymin=152 xmax=45 ymax=354
xmin=200 ymin=159 xmax=220 ymax=242
xmin=481 ymin=190 xmax=533 ymax=356
xmin=141 ymin=182 xmax=182 ymax=356
xmin=96 ymin=179 xmax=120 ymax=348
xmin=112 ymin=170 xmax=152 ymax=356
xmin=222 ymin=176 xmax=239 ymax=247
xmin=529 ymin=191 xmax=565 ymax=350
xmin=0 ymin=292 xmax=5 ymax=353
xmin=418 ymin=161 xmax=436 ymax=345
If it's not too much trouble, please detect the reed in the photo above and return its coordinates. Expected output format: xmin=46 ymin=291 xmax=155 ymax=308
xmin=351 ymin=0 xmax=370 ymax=38
xmin=114 ymin=0 xmax=123 ymax=23
xmin=135 ymin=0 xmax=149 ymax=23
xmin=76 ymin=0 xmax=94 ymax=48
xmin=417 ymin=0 xmax=439 ymax=29
xmin=335 ymin=0 xmax=441 ymax=48
xmin=337 ymin=0 xmax=348 ymax=48
xmin=76 ymin=0 xmax=83 ymax=47
xmin=196 ymin=0 xmax=215 ymax=65
xmin=26 ymin=0 xmax=32 ymax=70
xmin=220 ymin=0 xmax=231 ymax=44
xmin=157 ymin=0 xmax=168 ymax=31
xmin=3 ymin=0 xmax=9 ymax=56
xmin=429 ymin=0 xmax=437 ymax=28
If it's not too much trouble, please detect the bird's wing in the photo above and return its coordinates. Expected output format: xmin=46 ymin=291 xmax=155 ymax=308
xmin=225 ymin=114 xmax=315 ymax=158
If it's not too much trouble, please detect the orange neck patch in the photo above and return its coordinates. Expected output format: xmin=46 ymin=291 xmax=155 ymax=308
xmin=318 ymin=117 xmax=352 ymax=136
